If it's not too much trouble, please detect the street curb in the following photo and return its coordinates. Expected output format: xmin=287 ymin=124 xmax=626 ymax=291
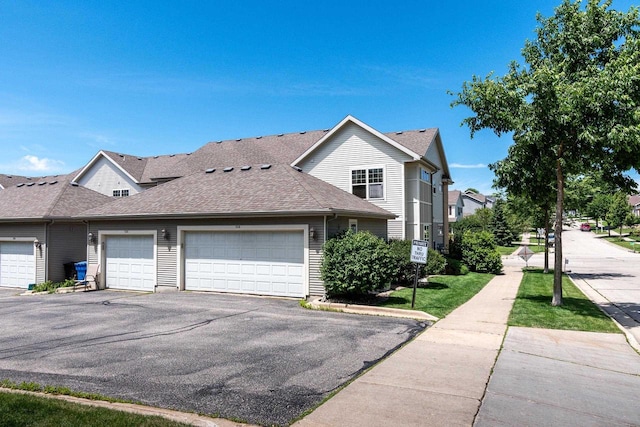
xmin=568 ymin=274 xmax=640 ymax=354
xmin=307 ymin=298 xmax=439 ymax=322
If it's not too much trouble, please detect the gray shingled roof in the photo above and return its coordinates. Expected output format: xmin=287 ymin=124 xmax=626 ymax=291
xmin=0 ymin=174 xmax=32 ymax=189
xmin=78 ymin=164 xmax=395 ymax=219
xmin=0 ymin=174 xmax=112 ymax=220
xmin=448 ymin=190 xmax=462 ymax=205
xmin=150 ymin=127 xmax=439 ymax=180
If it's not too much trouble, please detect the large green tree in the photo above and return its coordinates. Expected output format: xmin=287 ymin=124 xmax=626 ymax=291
xmin=606 ymin=192 xmax=633 ymax=236
xmin=451 ymin=0 xmax=640 ymax=305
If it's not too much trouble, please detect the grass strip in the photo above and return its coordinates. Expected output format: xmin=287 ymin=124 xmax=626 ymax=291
xmin=378 ymin=272 xmax=494 ymax=318
xmin=0 ymin=391 xmax=191 ymax=427
xmin=508 ymin=269 xmax=620 ymax=333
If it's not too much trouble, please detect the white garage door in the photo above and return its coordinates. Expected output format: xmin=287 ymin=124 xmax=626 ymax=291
xmin=0 ymin=241 xmax=36 ymax=288
xmin=105 ymin=235 xmax=155 ymax=291
xmin=184 ymin=230 xmax=305 ymax=297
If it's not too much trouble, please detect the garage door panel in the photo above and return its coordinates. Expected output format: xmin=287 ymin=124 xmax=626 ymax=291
xmin=0 ymin=242 xmax=36 ymax=288
xmin=106 ymin=235 xmax=155 ymax=291
xmin=184 ymin=230 xmax=305 ymax=297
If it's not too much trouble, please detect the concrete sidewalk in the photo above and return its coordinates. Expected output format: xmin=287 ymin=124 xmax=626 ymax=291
xmin=294 ymin=265 xmax=523 ymax=427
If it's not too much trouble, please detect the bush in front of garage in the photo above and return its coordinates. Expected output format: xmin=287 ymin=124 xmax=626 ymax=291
xmin=388 ymin=240 xmax=446 ymax=286
xmin=321 ymin=230 xmax=396 ymax=298
xmin=32 ymin=279 xmax=76 ymax=293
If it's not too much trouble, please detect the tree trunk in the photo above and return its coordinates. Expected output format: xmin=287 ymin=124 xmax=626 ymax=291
xmin=552 ymin=152 xmax=564 ymax=306
xmin=544 ymin=205 xmax=550 ymax=274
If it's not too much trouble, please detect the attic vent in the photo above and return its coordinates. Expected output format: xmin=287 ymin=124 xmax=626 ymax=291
xmin=137 ymin=157 xmax=142 ymax=160
xmin=119 ymin=154 xmax=124 ymax=157
xmin=205 ymin=168 xmax=216 ymax=174
xmin=300 ymin=131 xmax=306 ymax=134
xmin=419 ymin=129 xmax=426 ymax=132
xmin=187 ymin=152 xmax=191 ymax=155
xmin=223 ymin=167 xmax=234 ymax=172
xmin=70 ymin=182 xmax=79 ymax=187
xmin=169 ymin=154 xmax=175 ymax=157
xmin=292 ymin=166 xmax=302 ymax=172
xmin=396 ymin=131 xmax=403 ymax=135
xmin=236 ymin=138 xmax=241 ymax=141
xmin=241 ymin=166 xmax=251 ymax=171
xmin=6 ymin=176 xmax=12 ymax=178
xmin=27 ymin=182 xmax=35 ymax=186
xmin=26 ymin=177 xmax=32 ymax=180
xmin=260 ymin=164 xmax=272 ymax=170
xmin=256 ymin=136 xmax=262 ymax=139
xmin=154 ymin=156 xmax=159 ymax=159
xmin=324 ymin=128 xmax=330 ymax=132
xmin=277 ymin=133 xmax=283 ymax=137
xmin=16 ymin=183 xmax=24 ymax=188
xmin=38 ymin=181 xmax=46 ymax=186
xmin=49 ymin=180 xmax=58 ymax=185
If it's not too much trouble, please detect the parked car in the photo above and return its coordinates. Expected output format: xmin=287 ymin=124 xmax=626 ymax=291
xmin=548 ymin=233 xmax=555 ymax=247
xmin=580 ymin=223 xmax=591 ymax=232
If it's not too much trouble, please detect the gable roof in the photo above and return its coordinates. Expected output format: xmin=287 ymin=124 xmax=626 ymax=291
xmin=292 ymin=115 xmax=434 ymax=166
xmin=0 ymin=173 xmax=112 ymax=220
xmin=78 ymin=164 xmax=395 ymax=220
xmin=463 ymin=191 xmax=486 ymax=204
xmin=448 ymin=190 xmax=463 ymax=205
xmin=73 ymin=150 xmax=193 ymax=185
xmin=150 ymin=115 xmax=447 ymax=180
xmin=629 ymin=194 xmax=640 ymax=207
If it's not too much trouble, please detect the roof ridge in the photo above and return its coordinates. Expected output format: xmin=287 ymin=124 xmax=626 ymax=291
xmin=43 ymin=176 xmax=73 ymax=216
xmin=283 ymin=166 xmax=326 ymax=209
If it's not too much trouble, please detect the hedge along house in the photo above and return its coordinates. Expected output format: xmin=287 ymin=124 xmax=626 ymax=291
xmin=76 ymin=164 xmax=394 ymax=298
xmin=0 ymin=174 xmax=111 ymax=288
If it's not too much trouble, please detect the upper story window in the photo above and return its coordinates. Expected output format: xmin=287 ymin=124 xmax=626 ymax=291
xmin=351 ymin=167 xmax=384 ymax=199
xmin=112 ymin=189 xmax=130 ymax=197
xmin=420 ymin=168 xmax=430 ymax=182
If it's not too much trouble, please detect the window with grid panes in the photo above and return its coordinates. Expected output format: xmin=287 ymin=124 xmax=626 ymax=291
xmin=351 ymin=167 xmax=384 ymax=199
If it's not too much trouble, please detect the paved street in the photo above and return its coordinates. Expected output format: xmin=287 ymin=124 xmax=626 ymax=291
xmin=562 ymin=227 xmax=640 ymax=343
xmin=0 ymin=291 xmax=425 ymax=426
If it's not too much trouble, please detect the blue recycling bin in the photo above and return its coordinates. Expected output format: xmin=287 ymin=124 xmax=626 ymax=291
xmin=74 ymin=261 xmax=87 ymax=280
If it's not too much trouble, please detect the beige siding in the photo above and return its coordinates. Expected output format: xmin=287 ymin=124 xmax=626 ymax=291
xmin=0 ymin=223 xmax=46 ymax=284
xmin=77 ymin=157 xmax=143 ymax=197
xmin=47 ymin=222 xmax=87 ymax=282
xmin=298 ymin=122 xmax=410 ymax=238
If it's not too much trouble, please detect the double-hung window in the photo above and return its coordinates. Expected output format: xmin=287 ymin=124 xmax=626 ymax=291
xmin=112 ymin=189 xmax=130 ymax=197
xmin=351 ymin=167 xmax=384 ymax=199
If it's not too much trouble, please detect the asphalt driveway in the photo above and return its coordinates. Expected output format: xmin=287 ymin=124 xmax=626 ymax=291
xmin=0 ymin=290 xmax=426 ymax=426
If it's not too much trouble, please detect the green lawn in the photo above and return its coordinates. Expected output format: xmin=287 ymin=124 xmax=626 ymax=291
xmin=508 ymin=269 xmax=620 ymax=333
xmin=497 ymin=244 xmax=546 ymax=256
xmin=378 ymin=272 xmax=494 ymax=318
xmin=0 ymin=391 xmax=191 ymax=427
xmin=603 ymin=236 xmax=639 ymax=252
xmin=496 ymin=246 xmax=517 ymax=256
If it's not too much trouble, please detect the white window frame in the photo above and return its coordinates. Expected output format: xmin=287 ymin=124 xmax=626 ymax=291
xmin=112 ymin=188 xmax=130 ymax=197
xmin=350 ymin=165 xmax=385 ymax=200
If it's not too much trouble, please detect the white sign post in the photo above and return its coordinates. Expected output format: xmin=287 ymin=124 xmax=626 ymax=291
xmin=410 ymin=240 xmax=428 ymax=309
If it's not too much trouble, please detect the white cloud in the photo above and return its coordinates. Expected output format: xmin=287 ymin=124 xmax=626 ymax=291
xmin=450 ymin=163 xmax=487 ymax=169
xmin=18 ymin=155 xmax=65 ymax=172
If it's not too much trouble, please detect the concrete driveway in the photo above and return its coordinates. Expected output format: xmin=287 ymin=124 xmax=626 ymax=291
xmin=0 ymin=290 xmax=426 ymax=426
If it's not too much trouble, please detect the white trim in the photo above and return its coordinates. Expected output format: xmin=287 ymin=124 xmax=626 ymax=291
xmin=176 ymin=224 xmax=309 ymax=297
xmin=291 ymin=115 xmax=422 ymax=166
xmin=73 ymin=150 xmax=140 ymax=184
xmin=0 ymin=238 xmax=38 ymax=288
xmin=98 ymin=230 xmax=158 ymax=291
xmin=348 ymin=219 xmax=358 ymax=233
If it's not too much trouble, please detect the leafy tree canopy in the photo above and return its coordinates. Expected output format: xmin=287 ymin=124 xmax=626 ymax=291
xmin=451 ymin=0 xmax=640 ymax=305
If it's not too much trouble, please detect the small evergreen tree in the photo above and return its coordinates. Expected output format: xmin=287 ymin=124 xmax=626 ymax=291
xmin=490 ymin=199 xmax=515 ymax=246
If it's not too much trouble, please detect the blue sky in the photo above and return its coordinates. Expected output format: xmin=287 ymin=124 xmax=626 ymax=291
xmin=1 ymin=0 xmax=637 ymax=194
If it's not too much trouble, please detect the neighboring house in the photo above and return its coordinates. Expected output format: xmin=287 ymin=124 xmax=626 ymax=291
xmin=462 ymin=190 xmax=494 ymax=216
xmin=629 ymin=194 xmax=640 ymax=217
xmin=0 ymin=174 xmax=111 ymax=288
xmin=448 ymin=190 xmax=464 ymax=225
xmin=2 ymin=115 xmax=453 ymax=298
xmin=72 ymin=150 xmax=191 ymax=197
